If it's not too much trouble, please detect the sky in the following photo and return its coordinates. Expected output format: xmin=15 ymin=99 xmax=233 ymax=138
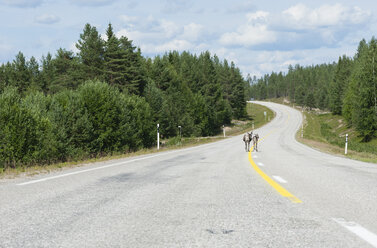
xmin=1 ymin=0 xmax=377 ymax=77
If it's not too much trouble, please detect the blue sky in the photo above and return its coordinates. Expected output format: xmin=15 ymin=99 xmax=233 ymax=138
xmin=1 ymin=0 xmax=377 ymax=77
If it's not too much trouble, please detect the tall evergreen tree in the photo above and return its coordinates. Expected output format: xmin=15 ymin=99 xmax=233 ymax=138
xmin=40 ymin=53 xmax=55 ymax=94
xmin=351 ymin=38 xmax=377 ymax=140
xmin=76 ymin=23 xmax=105 ymax=80
xmin=329 ymin=56 xmax=353 ymax=115
xmin=26 ymin=56 xmax=41 ymax=91
xmin=13 ymin=52 xmax=31 ymax=92
xmin=49 ymin=49 xmax=84 ymax=93
xmin=229 ymin=62 xmax=246 ymax=118
xmin=103 ymin=23 xmax=129 ymax=92
xmin=119 ymin=37 xmax=146 ymax=95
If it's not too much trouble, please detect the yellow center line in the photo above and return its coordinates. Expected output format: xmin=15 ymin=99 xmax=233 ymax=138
xmin=248 ymin=111 xmax=302 ymax=203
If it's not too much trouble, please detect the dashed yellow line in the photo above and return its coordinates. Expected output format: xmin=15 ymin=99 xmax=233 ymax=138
xmin=248 ymin=111 xmax=302 ymax=203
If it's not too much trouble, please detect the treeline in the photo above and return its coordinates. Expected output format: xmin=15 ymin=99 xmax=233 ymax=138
xmin=250 ymin=38 xmax=377 ymax=141
xmin=249 ymin=63 xmax=336 ymax=109
xmin=0 ymin=23 xmax=247 ymax=168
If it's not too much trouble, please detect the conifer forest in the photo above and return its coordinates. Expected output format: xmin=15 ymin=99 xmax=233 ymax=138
xmin=0 ymin=23 xmax=248 ymax=168
xmin=250 ymin=38 xmax=377 ymax=142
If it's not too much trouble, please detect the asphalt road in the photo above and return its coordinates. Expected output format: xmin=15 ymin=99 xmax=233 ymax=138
xmin=1 ymin=101 xmax=377 ymax=247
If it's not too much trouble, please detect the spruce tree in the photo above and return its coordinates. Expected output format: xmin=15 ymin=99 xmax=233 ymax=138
xmin=13 ymin=52 xmax=31 ymax=92
xmin=76 ymin=23 xmax=105 ymax=80
xmin=40 ymin=53 xmax=55 ymax=94
xmin=329 ymin=56 xmax=353 ymax=115
xmin=27 ymin=56 xmax=41 ymax=91
xmin=104 ymin=23 xmax=128 ymax=91
xmin=354 ymin=38 xmax=377 ymax=140
xmin=50 ymin=49 xmax=84 ymax=93
xmin=119 ymin=37 xmax=146 ymax=95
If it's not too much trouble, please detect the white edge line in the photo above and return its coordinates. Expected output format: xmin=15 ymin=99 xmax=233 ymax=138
xmin=17 ymin=138 xmax=230 ymax=186
xmin=17 ymin=155 xmax=159 ymax=186
xmin=272 ymin=175 xmax=287 ymax=184
xmin=333 ymin=218 xmax=377 ymax=247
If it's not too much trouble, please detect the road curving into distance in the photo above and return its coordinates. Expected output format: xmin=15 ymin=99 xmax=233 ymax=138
xmin=1 ymin=101 xmax=377 ymax=247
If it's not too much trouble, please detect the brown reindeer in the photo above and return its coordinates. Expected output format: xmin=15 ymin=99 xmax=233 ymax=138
xmin=252 ymin=134 xmax=259 ymax=152
xmin=243 ymin=132 xmax=252 ymax=152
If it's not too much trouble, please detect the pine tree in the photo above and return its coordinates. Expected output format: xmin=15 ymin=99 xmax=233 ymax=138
xmin=50 ymin=48 xmax=84 ymax=93
xmin=40 ymin=53 xmax=55 ymax=94
xmin=329 ymin=56 xmax=353 ymax=115
xmin=305 ymin=91 xmax=315 ymax=109
xmin=229 ymin=62 xmax=246 ymax=118
xmin=13 ymin=52 xmax=31 ymax=92
xmin=119 ymin=37 xmax=146 ymax=95
xmin=104 ymin=23 xmax=128 ymax=91
xmin=26 ymin=56 xmax=41 ymax=91
xmin=295 ymin=85 xmax=305 ymax=105
xmin=342 ymin=38 xmax=377 ymax=141
xmin=76 ymin=23 xmax=105 ymax=80
xmin=354 ymin=38 xmax=377 ymax=140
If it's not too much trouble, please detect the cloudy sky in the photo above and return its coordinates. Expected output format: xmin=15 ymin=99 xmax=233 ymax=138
xmin=0 ymin=0 xmax=376 ymax=77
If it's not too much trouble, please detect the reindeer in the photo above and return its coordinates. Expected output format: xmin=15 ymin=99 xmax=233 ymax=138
xmin=243 ymin=132 xmax=252 ymax=152
xmin=252 ymin=133 xmax=259 ymax=152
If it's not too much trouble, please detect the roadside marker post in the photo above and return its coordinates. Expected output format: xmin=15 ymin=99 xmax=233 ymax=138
xmin=345 ymin=134 xmax=348 ymax=155
xmin=301 ymin=108 xmax=304 ymax=138
xmin=223 ymin=125 xmax=225 ymax=137
xmin=157 ymin=124 xmax=160 ymax=150
xmin=252 ymin=121 xmax=254 ymax=130
xmin=178 ymin=125 xmax=182 ymax=138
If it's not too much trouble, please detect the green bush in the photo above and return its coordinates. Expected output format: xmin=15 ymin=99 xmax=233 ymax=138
xmin=0 ymin=81 xmax=156 ymax=168
xmin=121 ymin=95 xmax=155 ymax=150
xmin=77 ymin=80 xmax=154 ymax=154
xmin=0 ymin=88 xmax=55 ymax=167
xmin=48 ymin=89 xmax=92 ymax=160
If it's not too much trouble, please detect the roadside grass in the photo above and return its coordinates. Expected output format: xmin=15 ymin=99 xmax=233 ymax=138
xmin=267 ymin=97 xmax=377 ymax=163
xmin=0 ymin=102 xmax=275 ymax=179
xmin=225 ymin=102 xmax=275 ymax=136
xmin=298 ymin=111 xmax=377 ymax=163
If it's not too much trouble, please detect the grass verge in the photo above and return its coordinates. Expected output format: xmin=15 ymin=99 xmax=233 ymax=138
xmin=0 ymin=102 xmax=275 ymax=179
xmin=225 ymin=102 xmax=275 ymax=136
xmin=268 ymin=97 xmax=377 ymax=163
xmin=297 ymin=111 xmax=377 ymax=163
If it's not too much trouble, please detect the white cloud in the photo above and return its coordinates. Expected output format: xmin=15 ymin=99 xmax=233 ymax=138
xmin=282 ymin=3 xmax=370 ymax=30
xmin=0 ymin=44 xmax=13 ymax=63
xmin=145 ymin=39 xmax=193 ymax=53
xmin=227 ymin=1 xmax=255 ymax=14
xmin=0 ymin=0 xmax=43 ymax=8
xmin=220 ymin=11 xmax=276 ymax=47
xmin=118 ymin=15 xmax=180 ymax=40
xmin=0 ymin=40 xmax=12 ymax=52
xmin=163 ymin=0 xmax=192 ymax=14
xmin=71 ymin=0 xmax=116 ymax=7
xmin=119 ymin=15 xmax=139 ymax=24
xmin=219 ymin=3 xmax=371 ymax=51
xmin=179 ymin=23 xmax=203 ymax=42
xmin=160 ymin=20 xmax=180 ymax=38
xmin=35 ymin=14 xmax=60 ymax=24
xmin=238 ymin=43 xmax=359 ymax=77
xmin=116 ymin=18 xmax=208 ymax=55
xmin=116 ymin=29 xmax=162 ymax=44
